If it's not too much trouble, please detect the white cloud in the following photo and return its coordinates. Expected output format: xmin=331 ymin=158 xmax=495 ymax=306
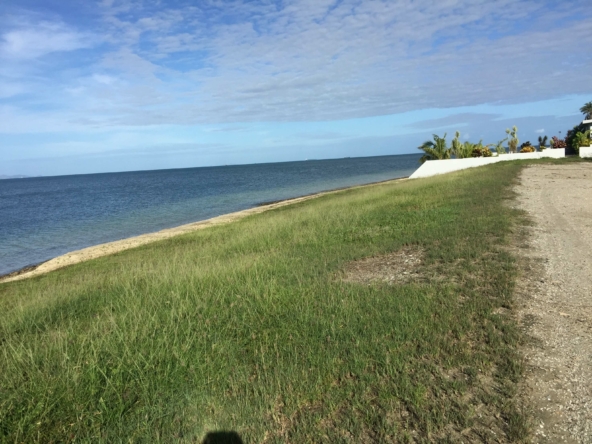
xmin=0 ymin=21 xmax=94 ymax=59
xmin=536 ymin=128 xmax=545 ymax=133
xmin=92 ymin=74 xmax=117 ymax=85
xmin=72 ymin=0 xmax=591 ymax=125
xmin=2 ymin=0 xmax=592 ymax=130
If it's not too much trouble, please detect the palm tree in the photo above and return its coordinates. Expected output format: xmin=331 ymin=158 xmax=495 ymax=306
xmin=580 ymin=102 xmax=592 ymax=120
xmin=450 ymin=131 xmax=462 ymax=158
xmin=418 ymin=133 xmax=450 ymax=163
xmin=457 ymin=141 xmax=475 ymax=159
xmin=492 ymin=138 xmax=508 ymax=155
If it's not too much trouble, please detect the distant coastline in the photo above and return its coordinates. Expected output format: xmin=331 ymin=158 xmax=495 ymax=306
xmin=0 ymin=175 xmax=31 ymax=180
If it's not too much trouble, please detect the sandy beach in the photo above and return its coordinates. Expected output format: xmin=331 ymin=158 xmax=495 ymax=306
xmin=0 ymin=177 xmax=408 ymax=284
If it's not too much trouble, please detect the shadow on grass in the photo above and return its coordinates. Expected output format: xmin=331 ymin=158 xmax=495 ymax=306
xmin=202 ymin=431 xmax=244 ymax=444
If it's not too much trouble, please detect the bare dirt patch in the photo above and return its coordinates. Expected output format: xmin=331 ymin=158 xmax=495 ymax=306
xmin=514 ymin=163 xmax=592 ymax=443
xmin=341 ymin=246 xmax=424 ymax=285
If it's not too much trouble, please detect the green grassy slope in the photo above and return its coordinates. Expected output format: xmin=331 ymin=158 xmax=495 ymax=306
xmin=1 ymin=161 xmax=531 ymax=443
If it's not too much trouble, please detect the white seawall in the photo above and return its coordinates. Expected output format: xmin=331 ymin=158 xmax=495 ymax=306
xmin=410 ymin=149 xmax=566 ymax=179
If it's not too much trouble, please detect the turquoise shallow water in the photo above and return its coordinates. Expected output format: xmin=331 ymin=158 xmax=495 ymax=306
xmin=0 ymin=154 xmax=421 ymax=276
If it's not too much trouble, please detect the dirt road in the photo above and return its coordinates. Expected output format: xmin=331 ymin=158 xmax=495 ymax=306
xmin=516 ymin=163 xmax=592 ymax=443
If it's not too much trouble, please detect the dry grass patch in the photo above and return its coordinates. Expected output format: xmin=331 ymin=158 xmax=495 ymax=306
xmin=341 ymin=246 xmax=425 ymax=285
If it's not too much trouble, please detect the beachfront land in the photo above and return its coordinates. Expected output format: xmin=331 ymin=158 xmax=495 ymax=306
xmin=4 ymin=159 xmax=586 ymax=442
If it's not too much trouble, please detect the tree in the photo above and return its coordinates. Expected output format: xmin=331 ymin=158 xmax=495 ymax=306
xmin=505 ymin=126 xmax=519 ymax=153
xmin=417 ymin=133 xmax=450 ymax=163
xmin=450 ymin=131 xmax=462 ymax=158
xmin=580 ymin=101 xmax=592 ymax=120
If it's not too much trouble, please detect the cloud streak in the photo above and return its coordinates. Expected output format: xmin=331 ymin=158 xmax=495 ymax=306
xmin=0 ymin=20 xmax=94 ymax=59
xmin=1 ymin=0 xmax=591 ymax=129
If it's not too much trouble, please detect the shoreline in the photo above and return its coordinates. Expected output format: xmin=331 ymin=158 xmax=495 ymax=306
xmin=0 ymin=176 xmax=409 ymax=284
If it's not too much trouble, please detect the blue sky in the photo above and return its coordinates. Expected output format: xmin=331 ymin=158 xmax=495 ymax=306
xmin=1 ymin=0 xmax=591 ymax=176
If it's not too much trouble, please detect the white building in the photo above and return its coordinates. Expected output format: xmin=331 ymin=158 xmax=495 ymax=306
xmin=580 ymin=119 xmax=592 ymax=158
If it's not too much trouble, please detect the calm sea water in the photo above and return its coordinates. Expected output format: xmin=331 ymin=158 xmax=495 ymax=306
xmin=0 ymin=154 xmax=421 ymax=276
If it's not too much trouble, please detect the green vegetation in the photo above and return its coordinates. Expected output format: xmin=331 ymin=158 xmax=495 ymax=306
xmin=450 ymin=131 xmax=468 ymax=158
xmin=580 ymin=101 xmax=592 ymax=120
xmin=1 ymin=163 xmax=536 ymax=442
xmin=569 ymin=129 xmax=591 ymax=155
xmin=420 ymin=101 xmax=590 ymax=161
xmin=417 ymin=133 xmax=451 ymax=163
xmin=574 ymin=130 xmax=591 ymax=147
xmin=549 ymin=101 xmax=592 ymax=152
xmin=492 ymin=138 xmax=508 ymax=155
xmin=451 ymin=132 xmax=493 ymax=159
xmin=565 ymin=124 xmax=590 ymax=155
xmin=519 ymin=141 xmax=535 ymax=153
xmin=420 ymin=132 xmax=497 ymax=162
xmin=505 ymin=126 xmax=519 ymax=154
xmin=470 ymin=141 xmax=492 ymax=158
xmin=459 ymin=141 xmax=477 ymax=158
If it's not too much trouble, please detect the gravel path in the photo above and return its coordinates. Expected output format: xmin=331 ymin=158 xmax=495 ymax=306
xmin=516 ymin=163 xmax=592 ymax=443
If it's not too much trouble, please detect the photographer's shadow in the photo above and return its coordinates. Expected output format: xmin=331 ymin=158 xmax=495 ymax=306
xmin=201 ymin=430 xmax=244 ymax=444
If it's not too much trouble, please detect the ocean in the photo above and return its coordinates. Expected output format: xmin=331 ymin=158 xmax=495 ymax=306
xmin=0 ymin=154 xmax=421 ymax=276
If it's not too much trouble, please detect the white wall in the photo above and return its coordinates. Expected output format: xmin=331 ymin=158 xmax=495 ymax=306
xmin=409 ymin=149 xmax=566 ymax=179
xmin=578 ymin=119 xmax=592 ymax=158
xmin=581 ymin=147 xmax=592 ymax=158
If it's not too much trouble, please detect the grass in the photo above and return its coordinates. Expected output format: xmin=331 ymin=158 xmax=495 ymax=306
xmin=0 ymin=160 xmax=554 ymax=443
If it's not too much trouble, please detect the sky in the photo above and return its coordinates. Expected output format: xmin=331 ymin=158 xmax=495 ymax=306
xmin=1 ymin=0 xmax=591 ymax=177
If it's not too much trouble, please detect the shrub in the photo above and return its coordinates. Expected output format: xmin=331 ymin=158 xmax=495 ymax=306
xmin=472 ymin=147 xmax=493 ymax=157
xmin=550 ymin=136 xmax=566 ymax=148
xmin=519 ymin=141 xmax=532 ymax=150
xmin=520 ymin=146 xmax=535 ymax=153
xmin=565 ymin=125 xmax=591 ymax=154
xmin=572 ymin=130 xmax=591 ymax=154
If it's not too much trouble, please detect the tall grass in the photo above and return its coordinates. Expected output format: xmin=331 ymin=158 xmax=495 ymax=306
xmin=1 ymin=161 xmax=532 ymax=442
